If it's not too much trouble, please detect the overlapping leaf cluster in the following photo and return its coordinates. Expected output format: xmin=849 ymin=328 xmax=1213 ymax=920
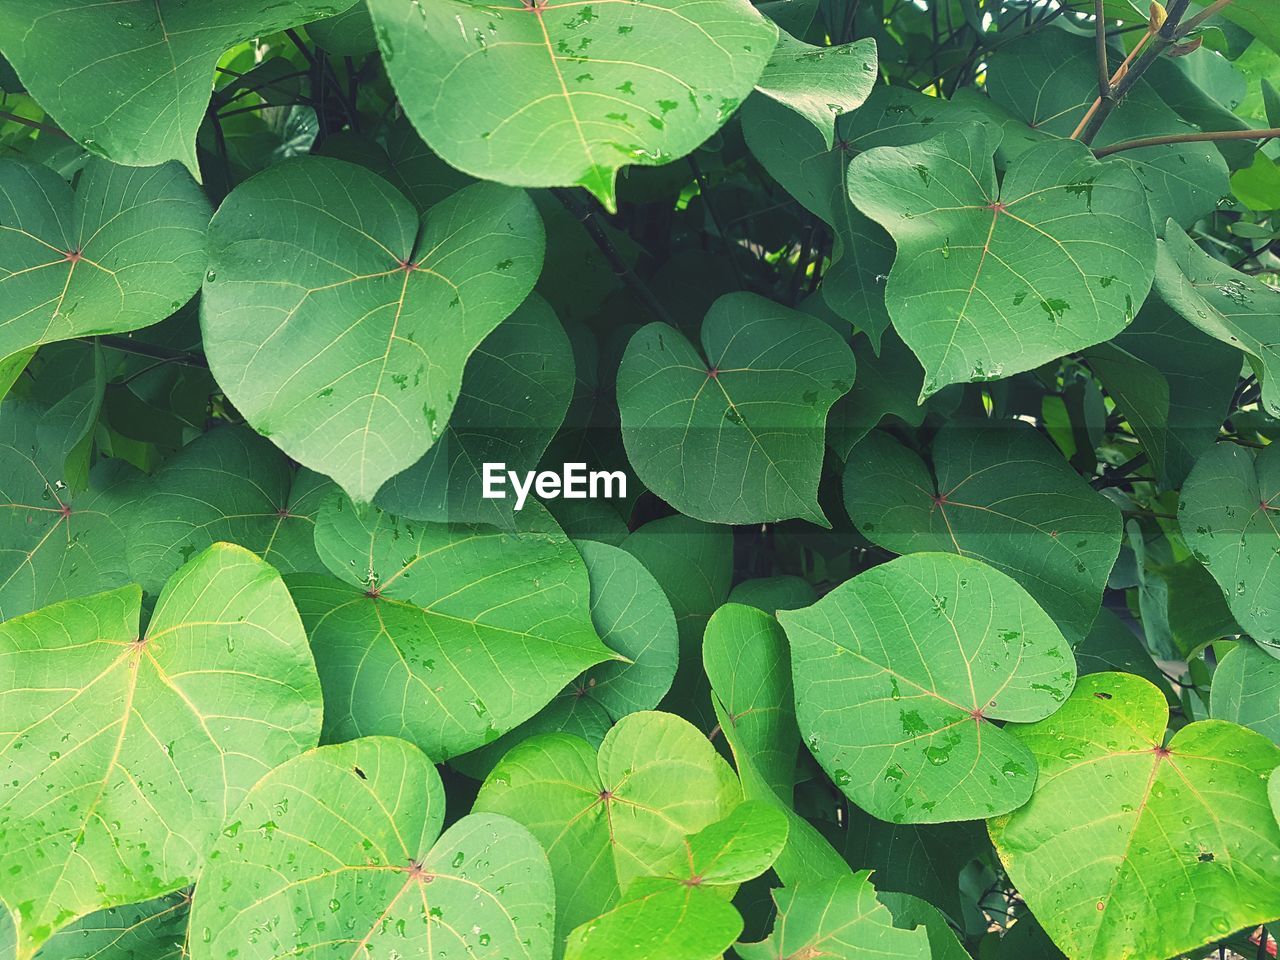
xmin=2 ymin=1 xmax=1280 ymax=959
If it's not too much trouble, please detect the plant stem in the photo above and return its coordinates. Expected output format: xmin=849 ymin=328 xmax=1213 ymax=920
xmin=0 ymin=110 xmax=70 ymax=139
xmin=1178 ymin=0 xmax=1234 ymax=36
xmin=1094 ymin=126 xmax=1280 ymax=157
xmin=84 ymin=335 xmax=208 ymax=368
xmin=1093 ymin=0 xmax=1110 ymax=99
xmin=1075 ymin=0 xmax=1194 ymax=145
xmin=688 ymin=155 xmax=747 ymax=288
xmin=552 ymin=188 xmax=678 ymax=328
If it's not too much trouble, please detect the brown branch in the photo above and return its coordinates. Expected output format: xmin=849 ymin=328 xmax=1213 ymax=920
xmin=1094 ymin=126 xmax=1280 ymax=157
xmin=1075 ymin=0 xmax=1195 ymax=145
xmin=1094 ymin=0 xmax=1110 ymax=99
xmin=0 ymin=110 xmax=70 ymax=139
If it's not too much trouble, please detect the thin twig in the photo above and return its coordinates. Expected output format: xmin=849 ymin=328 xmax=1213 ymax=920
xmin=688 ymin=155 xmax=747 ymax=287
xmin=1095 ymin=126 xmax=1280 ymax=157
xmin=81 ymin=336 xmax=208 ymax=368
xmin=552 ymin=188 xmax=677 ymax=327
xmin=0 ymin=110 xmax=70 ymax=139
xmin=1093 ymin=0 xmax=1110 ymax=99
xmin=1076 ymin=0 xmax=1195 ymax=144
xmin=1178 ymin=0 xmax=1234 ymax=36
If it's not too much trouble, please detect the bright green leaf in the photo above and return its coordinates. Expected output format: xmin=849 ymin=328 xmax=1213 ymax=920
xmin=473 ymin=710 xmax=741 ymax=945
xmin=0 ymin=543 xmax=322 ymax=958
xmin=779 ymin=552 xmax=1075 ymax=823
xmin=736 ymin=872 xmax=930 ymax=960
xmin=189 ymin=736 xmax=554 ymax=960
xmin=1211 ymin=642 xmax=1280 ymax=743
xmin=989 ymin=672 xmax=1280 ymax=960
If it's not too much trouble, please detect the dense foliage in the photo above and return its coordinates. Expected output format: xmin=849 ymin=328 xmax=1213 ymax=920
xmin=2 ymin=1 xmax=1280 ymax=958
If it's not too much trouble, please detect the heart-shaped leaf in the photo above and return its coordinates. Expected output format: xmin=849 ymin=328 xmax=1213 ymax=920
xmin=0 ymin=158 xmax=209 ymax=381
xmin=188 ymin=736 xmax=554 ymax=960
xmin=617 ymin=291 xmax=854 ymax=525
xmin=754 ymin=35 xmax=877 ymax=148
xmin=562 ymin=801 xmax=788 ymax=960
xmin=367 ymin=0 xmax=778 ymax=211
xmin=0 ymin=399 xmax=133 ymax=621
xmin=0 ymin=1 xmax=357 ymax=169
xmin=989 ymin=672 xmax=1280 ymax=960
xmin=1182 ymin=441 xmax=1280 ymax=646
xmin=126 ymin=425 xmax=333 ymax=596
xmin=201 ymin=157 xmax=543 ymax=502
xmin=293 ymin=494 xmax=612 ymax=760
xmin=842 ymin=422 xmax=1123 ymax=641
xmin=778 ymin=552 xmax=1075 ymax=823
xmin=736 ymin=872 xmax=930 ymax=960
xmin=1211 ymin=642 xmax=1280 ymax=743
xmin=0 ymin=543 xmax=322 ymax=958
xmin=847 ymin=125 xmax=1155 ymax=396
xmin=1155 ymin=220 xmax=1280 ymax=419
xmin=474 ymin=711 xmax=741 ymax=944
xmin=375 ymin=294 xmax=574 ymax=526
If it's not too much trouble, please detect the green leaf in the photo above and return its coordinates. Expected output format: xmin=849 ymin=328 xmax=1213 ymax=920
xmin=741 ymin=87 xmax=989 ymax=351
xmin=562 ymin=802 xmax=787 ymax=960
xmin=375 ymin=294 xmax=574 ymax=526
xmin=1188 ymin=0 xmax=1280 ymax=54
xmin=989 ymin=672 xmax=1280 ymax=960
xmin=820 ymin=809 xmax=988 ymax=923
xmin=473 ymin=710 xmax=741 ymax=945
xmin=876 ymin=891 xmax=970 ymax=960
xmin=703 ymin=604 xmax=849 ymax=885
xmin=1182 ymin=441 xmax=1280 ymax=647
xmin=0 ymin=159 xmax=209 ymax=384
xmin=1 ymin=892 xmax=189 ymax=960
xmin=1211 ymin=642 xmax=1280 ymax=743
xmin=985 ymin=30 xmax=1230 ymax=228
xmin=1154 ymin=220 xmax=1280 ymax=419
xmin=754 ymin=34 xmax=877 ymax=148
xmin=0 ymin=399 xmax=132 ymax=621
xmin=201 ymin=158 xmax=544 ymax=502
xmin=703 ymin=603 xmax=798 ymax=798
xmin=1075 ymin=607 xmax=1174 ymax=700
xmin=0 ymin=1 xmax=356 ymax=169
xmin=617 ymin=291 xmax=855 ymax=525
xmin=826 ymin=329 xmax=928 ymax=459
xmin=571 ymin=540 xmax=678 ymax=716
xmin=1081 ymin=298 xmax=1239 ymax=487
xmin=735 ymin=872 xmax=930 ymax=960
xmin=307 ymin=3 xmax=377 ymax=55
xmin=847 ymin=125 xmax=1155 ymax=397
xmin=449 ymin=537 xmax=678 ymax=778
xmin=125 ymin=425 xmax=332 ymax=597
xmin=188 ymin=736 xmax=554 ymax=960
xmin=778 ymin=552 xmax=1075 ymax=823
xmin=842 ymin=422 xmax=1123 ymax=641
xmin=366 ymin=0 xmax=779 ymax=211
xmin=0 ymin=543 xmax=322 ymax=958
xmin=295 ymin=495 xmax=612 ymax=760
